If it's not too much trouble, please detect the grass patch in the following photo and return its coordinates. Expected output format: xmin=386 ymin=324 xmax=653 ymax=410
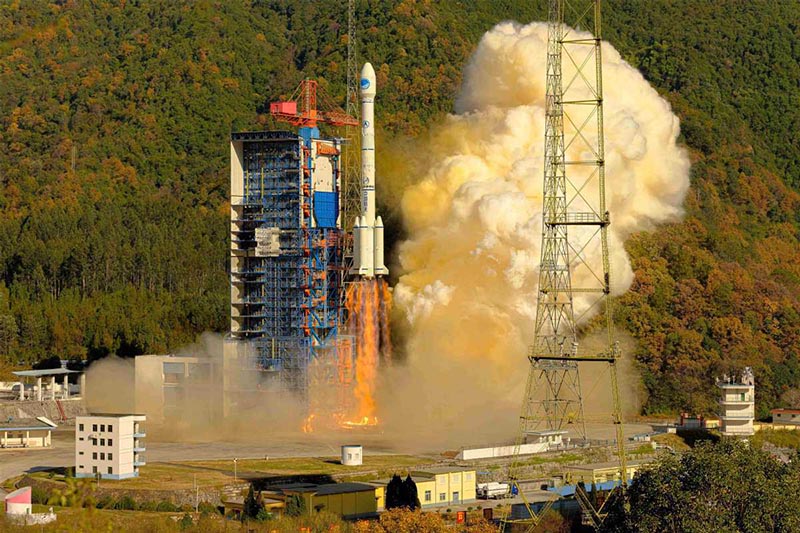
xmin=652 ymin=433 xmax=691 ymax=452
xmin=30 ymin=455 xmax=433 ymax=491
xmin=752 ymin=429 xmax=800 ymax=450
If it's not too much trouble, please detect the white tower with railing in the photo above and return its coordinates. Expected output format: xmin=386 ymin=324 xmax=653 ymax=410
xmin=717 ymin=367 xmax=755 ymax=437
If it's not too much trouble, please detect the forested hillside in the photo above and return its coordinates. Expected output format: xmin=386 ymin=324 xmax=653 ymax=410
xmin=0 ymin=1 xmax=798 ymax=416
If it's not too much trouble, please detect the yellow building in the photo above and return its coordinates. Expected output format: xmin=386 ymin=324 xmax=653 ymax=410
xmin=411 ymin=467 xmax=477 ymax=506
xmin=564 ymin=460 xmax=649 ymax=485
xmin=281 ymin=482 xmax=377 ymax=519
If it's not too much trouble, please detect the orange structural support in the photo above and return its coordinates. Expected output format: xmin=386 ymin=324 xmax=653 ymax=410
xmin=269 ymin=79 xmax=358 ymax=129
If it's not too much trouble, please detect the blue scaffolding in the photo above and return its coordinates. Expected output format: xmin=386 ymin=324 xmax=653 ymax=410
xmin=230 ymin=130 xmax=344 ymax=396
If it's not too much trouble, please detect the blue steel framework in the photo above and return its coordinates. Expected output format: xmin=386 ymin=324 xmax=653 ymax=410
xmin=230 ymin=129 xmax=346 ymax=397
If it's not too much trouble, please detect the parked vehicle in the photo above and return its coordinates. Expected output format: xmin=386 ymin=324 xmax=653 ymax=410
xmin=477 ymin=482 xmax=510 ymax=499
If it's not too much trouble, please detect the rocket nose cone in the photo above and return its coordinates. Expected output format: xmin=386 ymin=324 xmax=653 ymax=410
xmin=360 ymin=62 xmax=376 ymax=97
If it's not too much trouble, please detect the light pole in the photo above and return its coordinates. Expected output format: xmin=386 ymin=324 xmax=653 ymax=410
xmin=233 ymin=458 xmax=238 ymax=483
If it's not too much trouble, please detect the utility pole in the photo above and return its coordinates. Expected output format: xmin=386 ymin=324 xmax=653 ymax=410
xmin=194 ymin=473 xmax=198 ymax=513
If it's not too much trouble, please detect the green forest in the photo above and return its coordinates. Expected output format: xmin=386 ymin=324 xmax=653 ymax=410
xmin=0 ymin=0 xmax=798 ymax=417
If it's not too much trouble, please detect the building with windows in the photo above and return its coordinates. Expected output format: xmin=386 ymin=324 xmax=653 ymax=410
xmin=770 ymin=408 xmax=800 ymax=426
xmin=717 ymin=367 xmax=755 ymax=437
xmin=75 ymin=414 xmax=145 ymax=480
xmin=411 ymin=467 xmax=477 ymax=507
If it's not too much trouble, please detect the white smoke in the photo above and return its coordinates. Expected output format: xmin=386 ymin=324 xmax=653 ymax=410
xmin=382 ymin=22 xmax=690 ymax=445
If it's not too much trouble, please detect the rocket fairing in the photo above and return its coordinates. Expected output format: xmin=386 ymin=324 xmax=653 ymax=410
xmin=351 ymin=62 xmax=389 ymax=278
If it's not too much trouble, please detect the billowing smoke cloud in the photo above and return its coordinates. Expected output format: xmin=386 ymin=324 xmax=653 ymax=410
xmin=382 ymin=22 xmax=690 ymax=446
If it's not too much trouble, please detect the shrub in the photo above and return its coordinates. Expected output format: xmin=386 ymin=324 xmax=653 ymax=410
xmin=180 ymin=503 xmax=194 ymax=513
xmin=197 ymin=501 xmax=217 ymax=515
xmin=156 ymin=501 xmax=178 ymax=512
xmin=138 ymin=500 xmax=158 ymax=512
xmin=95 ymin=496 xmax=115 ymax=509
xmin=179 ymin=513 xmax=193 ymax=530
xmin=115 ymin=495 xmax=136 ymax=510
xmin=31 ymin=487 xmax=49 ymax=504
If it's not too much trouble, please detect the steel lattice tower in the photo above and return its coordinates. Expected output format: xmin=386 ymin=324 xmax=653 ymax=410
xmin=504 ymin=2 xmax=626 ymax=530
xmin=341 ymin=0 xmax=360 ymax=248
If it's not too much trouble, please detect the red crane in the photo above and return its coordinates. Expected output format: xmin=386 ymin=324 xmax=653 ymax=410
xmin=270 ymin=79 xmax=358 ymax=128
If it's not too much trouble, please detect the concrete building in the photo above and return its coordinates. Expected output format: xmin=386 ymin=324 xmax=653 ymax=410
xmin=717 ymin=367 xmax=755 ymax=437
xmin=457 ymin=431 xmax=567 ymax=460
xmin=410 ymin=467 xmax=477 ymax=506
xmin=0 ymin=417 xmax=57 ymax=448
xmin=4 ymin=486 xmax=32 ymax=515
xmin=771 ymin=408 xmax=800 ymax=425
xmin=341 ymin=445 xmax=363 ymax=466
xmin=75 ymin=414 xmax=145 ymax=479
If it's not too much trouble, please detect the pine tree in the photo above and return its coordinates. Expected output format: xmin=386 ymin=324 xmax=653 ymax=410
xmin=401 ymin=475 xmax=420 ymax=510
xmin=385 ymin=474 xmax=404 ymax=510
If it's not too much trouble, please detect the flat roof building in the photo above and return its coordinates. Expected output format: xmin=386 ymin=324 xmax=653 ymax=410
xmin=0 ymin=417 xmax=57 ymax=448
xmin=75 ymin=414 xmax=145 ymax=480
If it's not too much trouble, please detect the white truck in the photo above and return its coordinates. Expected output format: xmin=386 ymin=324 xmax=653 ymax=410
xmin=477 ymin=482 xmax=510 ymax=499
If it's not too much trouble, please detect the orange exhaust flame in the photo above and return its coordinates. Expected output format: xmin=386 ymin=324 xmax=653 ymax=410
xmin=302 ymin=414 xmax=316 ymax=433
xmin=344 ymin=278 xmax=392 ymax=425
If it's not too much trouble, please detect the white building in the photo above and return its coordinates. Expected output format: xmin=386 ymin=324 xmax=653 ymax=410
xmin=771 ymin=408 xmax=800 ymax=425
xmin=717 ymin=367 xmax=755 ymax=437
xmin=0 ymin=417 xmax=57 ymax=448
xmin=75 ymin=414 xmax=146 ymax=480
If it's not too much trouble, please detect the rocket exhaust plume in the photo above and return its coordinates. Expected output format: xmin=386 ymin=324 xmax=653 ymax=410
xmin=382 ymin=22 xmax=690 ymax=446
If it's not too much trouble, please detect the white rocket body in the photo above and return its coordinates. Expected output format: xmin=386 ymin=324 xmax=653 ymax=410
xmin=351 ymin=62 xmax=388 ymax=278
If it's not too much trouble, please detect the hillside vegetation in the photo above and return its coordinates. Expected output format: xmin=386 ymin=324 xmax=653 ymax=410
xmin=0 ymin=1 xmax=798 ymax=416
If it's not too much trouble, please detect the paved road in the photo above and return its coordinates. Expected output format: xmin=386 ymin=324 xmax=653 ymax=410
xmin=0 ymin=428 xmax=408 ymax=487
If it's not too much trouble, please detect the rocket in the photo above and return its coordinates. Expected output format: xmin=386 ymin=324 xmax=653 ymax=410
xmin=351 ymin=62 xmax=388 ymax=278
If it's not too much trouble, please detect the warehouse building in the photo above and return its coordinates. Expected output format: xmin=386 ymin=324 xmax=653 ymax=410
xmin=75 ymin=414 xmax=145 ymax=479
xmin=233 ymin=481 xmax=378 ymax=519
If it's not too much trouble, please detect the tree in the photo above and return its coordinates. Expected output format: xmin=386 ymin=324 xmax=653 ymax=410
xmin=400 ymin=475 xmax=421 ymax=510
xmin=242 ymin=484 xmax=261 ymax=521
xmin=385 ymin=474 xmax=404 ymax=510
xmin=285 ymin=493 xmax=307 ymax=517
xmin=602 ymin=439 xmax=800 ymax=532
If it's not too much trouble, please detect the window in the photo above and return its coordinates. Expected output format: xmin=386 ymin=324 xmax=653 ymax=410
xmin=79 ymin=451 xmax=84 ymax=456
xmin=108 ymin=453 xmax=113 ymax=461
xmin=109 ymin=439 xmax=113 ymax=446
xmin=348 ymin=453 xmax=353 ymax=459
xmin=79 ymin=424 xmax=84 ymax=432
xmin=424 ymin=490 xmax=432 ymax=502
xmin=91 ymin=438 xmax=97 ymax=446
xmin=79 ymin=437 xmax=84 ymax=441
xmin=439 ymin=493 xmax=446 ymax=502
xmin=100 ymin=424 xmax=105 ymax=432
xmin=108 ymin=424 xmax=113 ymax=432
xmin=92 ymin=452 xmax=97 ymax=460
xmin=453 ymin=491 xmax=460 ymax=503
xmin=92 ymin=424 xmax=97 ymax=432
xmin=740 ymin=393 xmax=746 ymax=401
xmin=108 ymin=467 xmax=113 ymax=475
xmin=100 ymin=453 xmax=105 ymax=460
xmin=100 ymin=439 xmax=105 ymax=446
xmin=92 ymin=466 xmax=97 ymax=474
xmin=79 ymin=465 xmax=84 ymax=469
